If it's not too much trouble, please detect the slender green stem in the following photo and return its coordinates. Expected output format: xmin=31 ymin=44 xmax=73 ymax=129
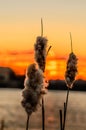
xmin=42 ymin=97 xmax=45 ymax=130
xmin=64 ymin=102 xmax=66 ymax=124
xmin=41 ymin=18 xmax=43 ymax=37
xmin=59 ymin=110 xmax=63 ymax=130
xmin=26 ymin=114 xmax=29 ymax=130
xmin=63 ymin=88 xmax=69 ymax=130
xmin=69 ymin=32 xmax=73 ymax=53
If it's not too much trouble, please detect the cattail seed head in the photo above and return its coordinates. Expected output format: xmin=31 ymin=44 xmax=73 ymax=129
xmin=21 ymin=63 xmax=47 ymax=116
xmin=65 ymin=52 xmax=78 ymax=88
xmin=34 ymin=36 xmax=48 ymax=72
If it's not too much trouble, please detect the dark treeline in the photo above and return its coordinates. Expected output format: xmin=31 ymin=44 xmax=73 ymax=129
xmin=49 ymin=79 xmax=86 ymax=91
xmin=0 ymin=74 xmax=25 ymax=89
xmin=0 ymin=76 xmax=86 ymax=91
xmin=0 ymin=67 xmax=25 ymax=88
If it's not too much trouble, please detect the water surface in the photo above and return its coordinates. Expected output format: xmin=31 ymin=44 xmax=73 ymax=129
xmin=0 ymin=89 xmax=86 ymax=130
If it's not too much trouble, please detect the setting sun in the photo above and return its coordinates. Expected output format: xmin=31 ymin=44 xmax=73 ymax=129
xmin=46 ymin=61 xmax=57 ymax=70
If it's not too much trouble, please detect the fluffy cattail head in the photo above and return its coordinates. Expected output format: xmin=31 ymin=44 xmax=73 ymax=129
xmin=34 ymin=36 xmax=48 ymax=72
xmin=21 ymin=63 xmax=47 ymax=115
xmin=21 ymin=88 xmax=41 ymax=115
xmin=65 ymin=52 xmax=78 ymax=88
xmin=25 ymin=63 xmax=43 ymax=90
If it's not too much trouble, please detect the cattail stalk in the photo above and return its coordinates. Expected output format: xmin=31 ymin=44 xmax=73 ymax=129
xmin=41 ymin=18 xmax=45 ymax=130
xmin=63 ymin=33 xmax=73 ymax=130
xmin=63 ymin=32 xmax=78 ymax=130
xmin=59 ymin=33 xmax=77 ymax=130
xmin=41 ymin=21 xmax=51 ymax=130
xmin=26 ymin=115 xmax=29 ymax=130
xmin=63 ymin=88 xmax=69 ymax=130
xmin=41 ymin=18 xmax=43 ymax=37
xmin=0 ymin=119 xmax=5 ymax=130
xmin=42 ymin=97 xmax=45 ymax=130
xmin=34 ymin=18 xmax=51 ymax=130
xmin=59 ymin=110 xmax=63 ymax=130
xmin=70 ymin=32 xmax=73 ymax=53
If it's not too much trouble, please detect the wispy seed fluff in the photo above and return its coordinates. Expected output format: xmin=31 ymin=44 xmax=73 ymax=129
xmin=65 ymin=52 xmax=78 ymax=88
xmin=21 ymin=63 xmax=47 ymax=116
xmin=34 ymin=36 xmax=48 ymax=72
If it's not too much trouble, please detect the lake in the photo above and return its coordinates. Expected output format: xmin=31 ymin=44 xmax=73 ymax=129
xmin=0 ymin=88 xmax=86 ymax=130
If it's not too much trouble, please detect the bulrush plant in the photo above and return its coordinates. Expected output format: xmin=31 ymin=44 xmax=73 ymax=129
xmin=65 ymin=33 xmax=78 ymax=89
xmin=34 ymin=19 xmax=51 ymax=130
xmin=21 ymin=63 xmax=47 ymax=130
xmin=34 ymin=36 xmax=47 ymax=130
xmin=21 ymin=19 xmax=50 ymax=130
xmin=59 ymin=33 xmax=78 ymax=130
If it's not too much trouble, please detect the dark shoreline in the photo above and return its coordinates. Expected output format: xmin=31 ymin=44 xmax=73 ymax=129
xmin=0 ymin=75 xmax=86 ymax=91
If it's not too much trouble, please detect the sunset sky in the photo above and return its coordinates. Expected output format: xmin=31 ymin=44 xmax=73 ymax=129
xmin=0 ymin=0 xmax=86 ymax=80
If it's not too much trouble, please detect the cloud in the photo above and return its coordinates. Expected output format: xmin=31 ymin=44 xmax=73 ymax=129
xmin=6 ymin=50 xmax=34 ymax=55
xmin=6 ymin=51 xmax=19 ymax=55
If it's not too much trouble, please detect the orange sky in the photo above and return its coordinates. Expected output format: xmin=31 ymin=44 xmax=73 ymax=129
xmin=0 ymin=0 xmax=86 ymax=80
xmin=0 ymin=49 xmax=86 ymax=80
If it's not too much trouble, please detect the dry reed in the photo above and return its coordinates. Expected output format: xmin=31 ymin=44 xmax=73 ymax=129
xmin=34 ymin=18 xmax=50 ymax=130
xmin=21 ymin=19 xmax=49 ymax=130
xmin=59 ymin=33 xmax=78 ymax=130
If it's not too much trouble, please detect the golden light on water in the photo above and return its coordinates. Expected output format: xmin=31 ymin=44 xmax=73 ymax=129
xmin=46 ymin=61 xmax=57 ymax=70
